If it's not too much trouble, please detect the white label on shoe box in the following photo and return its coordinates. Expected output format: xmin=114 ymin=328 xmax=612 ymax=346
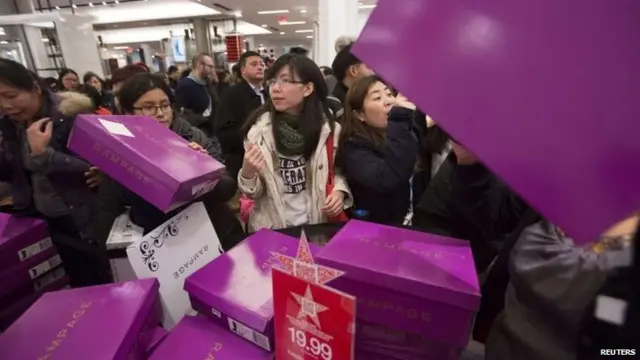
xmin=18 ymin=237 xmax=53 ymax=261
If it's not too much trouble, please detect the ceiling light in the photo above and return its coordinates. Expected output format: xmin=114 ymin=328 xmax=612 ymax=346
xmin=55 ymin=6 xmax=60 ymax=9
xmin=279 ymin=32 xmax=285 ymax=35
xmin=306 ymin=35 xmax=313 ymax=38
xmin=89 ymin=2 xmax=94 ymax=7
xmin=295 ymin=29 xmax=313 ymax=33
xmin=358 ymin=4 xmax=376 ymax=9
xmin=115 ymin=0 xmax=119 ymax=4
xmin=300 ymin=9 xmax=307 ymax=13
xmin=257 ymin=10 xmax=289 ymax=15
xmin=261 ymin=24 xmax=268 ymax=28
xmin=102 ymin=1 xmax=107 ymax=5
xmin=72 ymin=4 xmax=77 ymax=8
xmin=279 ymin=21 xmax=305 ymax=25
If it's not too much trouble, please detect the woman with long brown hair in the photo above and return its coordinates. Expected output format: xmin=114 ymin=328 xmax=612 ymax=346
xmin=335 ymin=75 xmax=419 ymax=225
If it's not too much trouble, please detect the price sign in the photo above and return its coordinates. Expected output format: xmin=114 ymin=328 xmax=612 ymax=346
xmin=272 ymin=267 xmax=356 ymax=360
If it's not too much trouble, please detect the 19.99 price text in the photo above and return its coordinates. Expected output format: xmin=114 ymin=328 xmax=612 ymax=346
xmin=288 ymin=327 xmax=332 ymax=360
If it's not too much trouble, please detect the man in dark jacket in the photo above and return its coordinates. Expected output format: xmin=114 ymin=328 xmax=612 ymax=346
xmin=175 ymin=53 xmax=219 ymax=137
xmin=214 ymin=51 xmax=266 ymax=178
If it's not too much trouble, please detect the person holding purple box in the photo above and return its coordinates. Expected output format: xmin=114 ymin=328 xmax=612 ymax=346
xmin=0 ymin=59 xmax=110 ymax=287
xmin=89 ymin=73 xmax=243 ymax=251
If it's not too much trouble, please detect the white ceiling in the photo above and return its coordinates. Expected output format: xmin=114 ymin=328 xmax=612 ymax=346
xmin=29 ymin=0 xmax=377 ymax=42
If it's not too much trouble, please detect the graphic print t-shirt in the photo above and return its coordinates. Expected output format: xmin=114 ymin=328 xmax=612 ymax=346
xmin=278 ymin=153 xmax=309 ymax=226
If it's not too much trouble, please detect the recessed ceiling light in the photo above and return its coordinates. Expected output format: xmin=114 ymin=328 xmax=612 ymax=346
xmin=55 ymin=6 xmax=60 ymax=9
xmin=279 ymin=32 xmax=285 ymax=35
xmin=261 ymin=24 xmax=268 ymax=28
xmin=257 ymin=10 xmax=289 ymax=15
xmin=102 ymin=1 xmax=107 ymax=5
xmin=300 ymin=9 xmax=307 ymax=13
xmin=89 ymin=2 xmax=94 ymax=7
xmin=279 ymin=21 xmax=306 ymax=25
xmin=306 ymin=36 xmax=313 ymax=38
xmin=114 ymin=0 xmax=120 ymax=3
xmin=71 ymin=4 xmax=77 ymax=8
xmin=358 ymin=4 xmax=376 ymax=9
xmin=295 ymin=29 xmax=313 ymax=33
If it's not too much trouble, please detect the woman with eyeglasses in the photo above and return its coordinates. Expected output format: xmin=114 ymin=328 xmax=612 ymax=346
xmin=89 ymin=73 xmax=243 ymax=250
xmin=238 ymin=54 xmax=352 ymax=231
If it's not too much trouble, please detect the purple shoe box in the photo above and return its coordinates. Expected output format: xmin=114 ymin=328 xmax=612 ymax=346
xmin=356 ymin=321 xmax=462 ymax=360
xmin=68 ymin=114 xmax=226 ymax=213
xmin=0 ymin=273 xmax=69 ymax=332
xmin=185 ymin=229 xmax=320 ymax=352
xmin=317 ymin=220 xmax=481 ymax=348
xmin=0 ymin=214 xmax=55 ymax=271
xmin=141 ymin=326 xmax=168 ymax=357
xmin=0 ymin=252 xmax=62 ymax=300
xmin=149 ymin=315 xmax=273 ymax=360
xmin=0 ymin=265 xmax=68 ymax=310
xmin=0 ymin=279 xmax=161 ymax=360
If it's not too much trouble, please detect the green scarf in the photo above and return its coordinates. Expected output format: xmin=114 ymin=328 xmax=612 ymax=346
xmin=274 ymin=112 xmax=305 ymax=156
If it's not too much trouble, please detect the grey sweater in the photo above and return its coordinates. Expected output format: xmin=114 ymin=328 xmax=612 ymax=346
xmin=486 ymin=221 xmax=627 ymax=360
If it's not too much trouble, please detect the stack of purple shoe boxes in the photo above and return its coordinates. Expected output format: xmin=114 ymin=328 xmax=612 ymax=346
xmin=146 ymin=229 xmax=319 ymax=359
xmin=316 ymin=220 xmax=482 ymax=360
xmin=0 ymin=278 xmax=164 ymax=359
xmin=0 ymin=214 xmax=69 ymax=331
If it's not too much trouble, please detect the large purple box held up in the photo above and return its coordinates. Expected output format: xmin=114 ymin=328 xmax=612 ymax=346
xmin=68 ymin=114 xmax=226 ymax=212
xmin=149 ymin=316 xmax=273 ymax=360
xmin=0 ymin=213 xmax=54 ymax=271
xmin=0 ymin=279 xmax=161 ymax=360
xmin=184 ymin=229 xmax=320 ymax=352
xmin=317 ymin=220 xmax=481 ymax=350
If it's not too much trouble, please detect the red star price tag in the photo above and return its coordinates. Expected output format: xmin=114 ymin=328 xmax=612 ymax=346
xmin=272 ymin=267 xmax=356 ymax=360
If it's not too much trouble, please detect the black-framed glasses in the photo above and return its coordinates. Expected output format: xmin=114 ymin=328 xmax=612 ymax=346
xmin=133 ymin=104 xmax=173 ymax=116
xmin=266 ymin=79 xmax=305 ymax=87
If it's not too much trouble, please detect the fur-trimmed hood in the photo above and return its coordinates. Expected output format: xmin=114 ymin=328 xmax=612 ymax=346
xmin=56 ymin=91 xmax=95 ymax=117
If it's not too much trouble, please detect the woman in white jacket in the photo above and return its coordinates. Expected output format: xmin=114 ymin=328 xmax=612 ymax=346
xmin=238 ymin=54 xmax=352 ymax=231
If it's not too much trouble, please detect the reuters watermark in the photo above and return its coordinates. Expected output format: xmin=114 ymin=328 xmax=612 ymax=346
xmin=600 ymin=349 xmax=636 ymax=356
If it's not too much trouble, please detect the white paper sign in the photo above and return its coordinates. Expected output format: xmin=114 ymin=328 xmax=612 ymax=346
xmin=126 ymin=202 xmax=223 ymax=329
xmin=99 ymin=118 xmax=135 ymax=137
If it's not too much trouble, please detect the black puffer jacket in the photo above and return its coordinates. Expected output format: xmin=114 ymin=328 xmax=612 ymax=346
xmin=89 ymin=115 xmax=242 ymax=249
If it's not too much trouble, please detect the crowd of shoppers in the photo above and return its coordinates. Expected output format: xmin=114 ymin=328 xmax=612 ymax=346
xmin=0 ymin=35 xmax=636 ymax=360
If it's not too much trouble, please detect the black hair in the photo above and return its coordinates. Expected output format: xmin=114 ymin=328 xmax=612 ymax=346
xmin=167 ymin=65 xmax=178 ymax=75
xmin=331 ymin=43 xmax=362 ymax=82
xmin=82 ymin=71 xmax=104 ymax=87
xmin=289 ymin=47 xmax=308 ymax=56
xmin=0 ymin=58 xmax=40 ymax=91
xmin=180 ymin=68 xmax=192 ymax=79
xmin=56 ymin=68 xmax=78 ymax=91
xmin=117 ymin=73 xmax=175 ymax=114
xmin=319 ymin=66 xmax=333 ymax=77
xmin=42 ymin=77 xmax=57 ymax=92
xmin=243 ymin=54 xmax=335 ymax=160
xmin=75 ymin=84 xmax=102 ymax=111
xmin=238 ymin=51 xmax=261 ymax=69
xmin=231 ymin=64 xmax=241 ymax=77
